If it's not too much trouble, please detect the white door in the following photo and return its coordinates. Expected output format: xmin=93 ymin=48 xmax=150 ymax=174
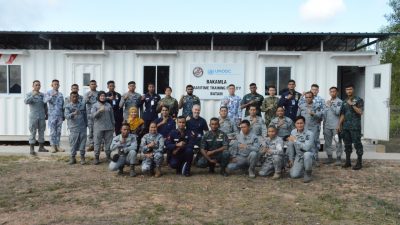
xmin=364 ymin=63 xmax=391 ymax=141
xmin=73 ymin=64 xmax=102 ymax=96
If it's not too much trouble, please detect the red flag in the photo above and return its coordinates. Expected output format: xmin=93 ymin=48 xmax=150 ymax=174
xmin=5 ymin=54 xmax=17 ymax=64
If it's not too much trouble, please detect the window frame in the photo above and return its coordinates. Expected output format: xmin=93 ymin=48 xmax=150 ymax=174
xmin=264 ymin=65 xmax=292 ymax=96
xmin=0 ymin=64 xmax=22 ymax=95
xmin=142 ymin=65 xmax=170 ymax=96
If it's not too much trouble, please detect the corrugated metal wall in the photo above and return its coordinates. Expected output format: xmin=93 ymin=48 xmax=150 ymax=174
xmin=0 ymin=50 xmax=380 ymax=137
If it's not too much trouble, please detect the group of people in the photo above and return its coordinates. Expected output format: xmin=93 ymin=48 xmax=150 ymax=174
xmin=25 ymin=78 xmax=364 ymax=183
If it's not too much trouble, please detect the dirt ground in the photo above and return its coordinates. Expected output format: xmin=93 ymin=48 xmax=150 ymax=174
xmin=0 ymin=155 xmax=399 ymax=225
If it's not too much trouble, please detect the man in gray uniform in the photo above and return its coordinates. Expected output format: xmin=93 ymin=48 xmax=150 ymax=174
xmin=323 ymin=87 xmax=343 ymax=165
xmin=24 ymin=80 xmax=48 ymax=155
xmin=44 ymin=79 xmax=65 ymax=153
xmin=119 ymin=81 xmax=142 ymax=120
xmin=84 ymin=80 xmax=99 ymax=152
xmin=227 ymin=120 xmax=260 ymax=178
xmin=109 ymin=123 xmax=138 ymax=177
xmin=64 ymin=92 xmax=87 ymax=165
xmin=91 ymin=91 xmax=115 ymax=165
xmin=64 ymin=84 xmax=84 ymax=108
xmin=259 ymin=126 xmax=285 ymax=179
xmin=296 ymin=92 xmax=323 ymax=165
xmin=244 ymin=105 xmax=267 ymax=141
xmin=287 ymin=116 xmax=315 ymax=183
xmin=219 ymin=106 xmax=238 ymax=141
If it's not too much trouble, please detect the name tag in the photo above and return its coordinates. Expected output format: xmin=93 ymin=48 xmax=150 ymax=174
xmin=216 ymin=139 xmax=223 ymax=141
xmin=174 ymin=139 xmax=179 ymax=141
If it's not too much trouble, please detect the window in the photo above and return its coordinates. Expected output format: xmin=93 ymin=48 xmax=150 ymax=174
xmin=0 ymin=65 xmax=21 ymax=94
xmin=374 ymin=73 xmax=381 ymax=88
xmin=265 ymin=66 xmax=291 ymax=95
xmin=83 ymin=73 xmax=91 ymax=86
xmin=143 ymin=66 xmax=170 ymax=94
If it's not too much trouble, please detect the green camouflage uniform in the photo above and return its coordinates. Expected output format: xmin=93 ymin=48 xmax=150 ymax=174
xmin=197 ymin=130 xmax=230 ymax=170
xmin=340 ymin=97 xmax=364 ymax=156
xmin=261 ymin=96 xmax=279 ymax=126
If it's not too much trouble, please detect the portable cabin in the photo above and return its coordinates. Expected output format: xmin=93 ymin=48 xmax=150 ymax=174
xmin=0 ymin=31 xmax=394 ymax=141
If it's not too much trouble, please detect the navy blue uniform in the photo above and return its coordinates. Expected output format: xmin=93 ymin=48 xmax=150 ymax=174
xmin=186 ymin=116 xmax=209 ymax=147
xmin=278 ymin=90 xmax=302 ymax=121
xmin=106 ymin=91 xmax=123 ymax=135
xmin=154 ymin=117 xmax=176 ymax=138
xmin=166 ymin=129 xmax=196 ymax=175
xmin=142 ymin=93 xmax=161 ymax=131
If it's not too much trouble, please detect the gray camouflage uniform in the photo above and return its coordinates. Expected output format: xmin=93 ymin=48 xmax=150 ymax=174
xmin=323 ymin=98 xmax=343 ymax=158
xmin=91 ymin=102 xmax=115 ymax=157
xmin=44 ymin=90 xmax=64 ymax=146
xmin=296 ymin=102 xmax=323 ymax=161
xmin=119 ymin=92 xmax=142 ymax=120
xmin=227 ymin=132 xmax=260 ymax=171
xmin=84 ymin=90 xmax=98 ymax=146
xmin=24 ymin=91 xmax=47 ymax=144
xmin=64 ymin=101 xmax=87 ymax=157
xmin=219 ymin=117 xmax=239 ymax=140
xmin=288 ymin=129 xmax=314 ymax=178
xmin=244 ymin=115 xmax=267 ymax=142
xmin=259 ymin=136 xmax=284 ymax=176
xmin=64 ymin=95 xmax=84 ymax=108
xmin=140 ymin=133 xmax=164 ymax=173
xmin=269 ymin=116 xmax=294 ymax=139
xmin=109 ymin=133 xmax=138 ymax=171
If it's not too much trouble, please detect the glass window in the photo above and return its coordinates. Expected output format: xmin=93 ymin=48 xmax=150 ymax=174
xmin=9 ymin=65 xmax=21 ymax=94
xmin=143 ymin=66 xmax=169 ymax=94
xmin=156 ymin=66 xmax=170 ymax=94
xmin=265 ymin=66 xmax=291 ymax=95
xmin=0 ymin=65 xmax=22 ymax=94
xmin=374 ymin=73 xmax=381 ymax=88
xmin=83 ymin=73 xmax=91 ymax=86
xmin=0 ymin=66 xmax=6 ymax=93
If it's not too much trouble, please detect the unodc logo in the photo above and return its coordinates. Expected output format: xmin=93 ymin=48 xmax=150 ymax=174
xmin=193 ymin=67 xmax=204 ymax=77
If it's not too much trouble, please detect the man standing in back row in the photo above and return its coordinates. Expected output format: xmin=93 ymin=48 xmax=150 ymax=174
xmin=337 ymin=84 xmax=364 ymax=170
xmin=44 ymin=79 xmax=65 ymax=153
xmin=240 ymin=83 xmax=264 ymax=117
xmin=24 ymin=80 xmax=49 ymax=155
xmin=84 ymin=80 xmax=98 ymax=152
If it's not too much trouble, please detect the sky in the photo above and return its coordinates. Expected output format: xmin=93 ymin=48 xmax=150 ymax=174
xmin=0 ymin=0 xmax=393 ymax=32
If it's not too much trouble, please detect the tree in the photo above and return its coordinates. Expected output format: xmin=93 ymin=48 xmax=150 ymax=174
xmin=381 ymin=0 xmax=400 ymax=106
xmin=381 ymin=0 xmax=400 ymax=137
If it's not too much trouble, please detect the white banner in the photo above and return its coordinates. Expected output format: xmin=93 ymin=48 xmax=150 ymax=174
xmin=189 ymin=64 xmax=244 ymax=100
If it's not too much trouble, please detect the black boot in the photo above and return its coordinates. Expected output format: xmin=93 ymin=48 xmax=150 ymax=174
xmin=38 ymin=143 xmax=49 ymax=152
xmin=208 ymin=166 xmax=215 ymax=174
xmin=324 ymin=155 xmax=334 ymax=164
xmin=220 ymin=167 xmax=228 ymax=177
xmin=129 ymin=165 xmax=136 ymax=177
xmin=118 ymin=166 xmax=124 ymax=175
xmin=80 ymin=155 xmax=86 ymax=165
xmin=29 ymin=144 xmax=36 ymax=155
xmin=94 ymin=155 xmax=100 ymax=165
xmin=352 ymin=155 xmax=362 ymax=170
xmin=106 ymin=152 xmax=111 ymax=162
xmin=342 ymin=152 xmax=351 ymax=168
xmin=304 ymin=170 xmax=313 ymax=183
xmin=69 ymin=156 xmax=76 ymax=165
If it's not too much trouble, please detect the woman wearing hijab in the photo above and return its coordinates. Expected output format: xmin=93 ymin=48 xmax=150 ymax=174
xmin=91 ymin=91 xmax=115 ymax=165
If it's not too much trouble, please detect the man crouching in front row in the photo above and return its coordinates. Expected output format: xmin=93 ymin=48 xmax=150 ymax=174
xmin=109 ymin=123 xmax=138 ymax=177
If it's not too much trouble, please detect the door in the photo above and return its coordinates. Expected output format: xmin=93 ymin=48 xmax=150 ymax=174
xmin=364 ymin=63 xmax=391 ymax=141
xmin=73 ymin=63 xmax=102 ymax=96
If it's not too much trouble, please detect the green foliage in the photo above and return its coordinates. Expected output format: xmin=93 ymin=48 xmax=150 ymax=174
xmin=381 ymin=0 xmax=400 ymax=137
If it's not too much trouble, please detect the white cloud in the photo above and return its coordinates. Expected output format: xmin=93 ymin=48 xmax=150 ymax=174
xmin=299 ymin=0 xmax=346 ymax=22
xmin=0 ymin=0 xmax=60 ymax=30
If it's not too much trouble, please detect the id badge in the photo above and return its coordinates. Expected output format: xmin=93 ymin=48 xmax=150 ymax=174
xmin=151 ymin=100 xmax=154 ymax=106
